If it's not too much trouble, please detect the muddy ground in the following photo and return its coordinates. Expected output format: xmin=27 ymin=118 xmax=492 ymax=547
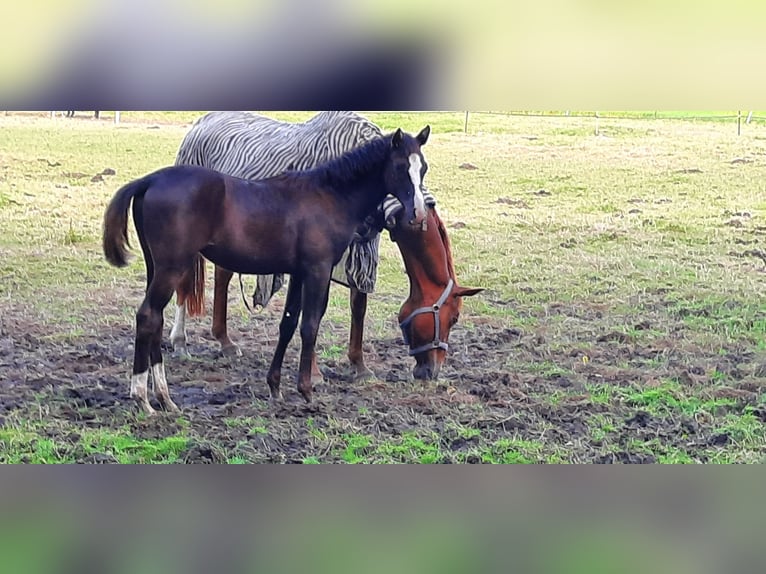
xmin=1 ymin=292 xmax=764 ymax=464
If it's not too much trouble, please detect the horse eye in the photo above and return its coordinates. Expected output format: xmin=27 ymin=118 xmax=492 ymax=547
xmin=450 ymin=315 xmax=459 ymax=326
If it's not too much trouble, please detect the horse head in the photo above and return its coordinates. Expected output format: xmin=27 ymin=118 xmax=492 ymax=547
xmin=392 ymin=206 xmax=483 ymax=380
xmin=384 ymin=125 xmax=430 ymax=228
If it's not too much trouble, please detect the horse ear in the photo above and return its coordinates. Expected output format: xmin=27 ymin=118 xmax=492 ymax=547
xmin=455 ymin=286 xmax=483 ymax=298
xmin=417 ymin=125 xmax=430 ymax=146
xmin=392 ymin=128 xmax=403 ymax=148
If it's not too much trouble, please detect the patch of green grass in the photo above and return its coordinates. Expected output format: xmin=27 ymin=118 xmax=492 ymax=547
xmin=619 ymin=380 xmax=737 ymax=418
xmin=717 ymin=412 xmax=765 ymax=445
xmin=376 ymin=432 xmax=443 ymax=464
xmin=528 ymin=360 xmax=572 ymax=379
xmin=0 ymin=431 xmax=68 ymax=463
xmin=319 ymin=344 xmax=346 ymax=360
xmin=0 ymin=423 xmax=190 ymax=464
xmin=456 ymin=426 xmax=482 ymax=440
xmin=224 ymin=416 xmax=269 ymax=436
xmin=78 ymin=429 xmax=189 ymax=464
xmin=340 ymin=434 xmax=374 ymax=464
xmin=588 ymin=414 xmax=617 ymax=442
xmin=585 ymin=384 xmax=615 ymax=405
xmin=479 ymin=437 xmax=562 ymax=464
xmin=654 ymin=446 xmax=697 ymax=464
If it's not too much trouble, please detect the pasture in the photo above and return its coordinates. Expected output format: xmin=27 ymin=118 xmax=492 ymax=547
xmin=1 ymin=111 xmax=765 ymax=463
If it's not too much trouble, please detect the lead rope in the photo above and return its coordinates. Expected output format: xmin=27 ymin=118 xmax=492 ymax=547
xmin=238 ymin=274 xmax=254 ymax=314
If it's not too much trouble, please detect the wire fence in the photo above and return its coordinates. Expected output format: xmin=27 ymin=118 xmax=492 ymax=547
xmin=28 ymin=110 xmax=766 ymax=136
xmin=464 ymin=111 xmax=766 ymax=135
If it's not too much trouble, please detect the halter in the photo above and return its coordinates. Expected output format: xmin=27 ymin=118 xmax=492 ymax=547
xmin=398 ymin=278 xmax=454 ymax=356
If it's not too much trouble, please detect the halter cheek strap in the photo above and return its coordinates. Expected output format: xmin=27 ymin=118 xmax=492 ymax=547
xmin=399 ymin=278 xmax=454 ymax=356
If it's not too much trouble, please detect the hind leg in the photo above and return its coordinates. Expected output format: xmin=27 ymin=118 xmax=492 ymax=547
xmin=151 ymin=317 xmax=180 ymax=413
xmin=169 ymin=293 xmax=189 ymax=356
xmin=348 ymin=287 xmax=374 ymax=381
xmin=132 ymin=270 xmax=183 ymax=415
xmin=212 ymin=266 xmax=241 ymax=356
xmin=132 ymin=300 xmax=158 ymax=415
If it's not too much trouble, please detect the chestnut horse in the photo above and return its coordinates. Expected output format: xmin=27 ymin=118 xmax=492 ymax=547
xmin=102 ymin=128 xmax=428 ymax=414
xmin=392 ymin=206 xmax=483 ymax=380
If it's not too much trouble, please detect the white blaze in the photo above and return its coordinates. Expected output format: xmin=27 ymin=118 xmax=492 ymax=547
xmin=408 ymin=153 xmax=426 ymax=221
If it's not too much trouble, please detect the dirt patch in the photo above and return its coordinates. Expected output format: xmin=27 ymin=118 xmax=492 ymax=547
xmin=1 ymin=298 xmax=763 ymax=464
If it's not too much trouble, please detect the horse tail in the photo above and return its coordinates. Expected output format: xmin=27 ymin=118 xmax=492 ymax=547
xmin=102 ymin=175 xmax=153 ymax=268
xmin=177 ymin=253 xmax=206 ymax=317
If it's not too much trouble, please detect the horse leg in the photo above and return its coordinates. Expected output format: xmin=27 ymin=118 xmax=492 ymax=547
xmin=132 ymin=271 xmax=181 ymax=415
xmin=212 ymin=266 xmax=241 ymax=356
xmin=310 ymin=353 xmax=324 ymax=385
xmin=169 ymin=287 xmax=189 ymax=356
xmin=266 ymin=275 xmax=303 ymax=400
xmin=297 ymin=269 xmax=332 ymax=402
xmin=151 ymin=310 xmax=180 ymax=413
xmin=348 ymin=286 xmax=375 ymax=381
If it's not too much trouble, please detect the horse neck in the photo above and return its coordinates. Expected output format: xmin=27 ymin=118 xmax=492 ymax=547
xmin=395 ymin=210 xmax=454 ymax=301
xmin=334 ymin=170 xmax=387 ymax=221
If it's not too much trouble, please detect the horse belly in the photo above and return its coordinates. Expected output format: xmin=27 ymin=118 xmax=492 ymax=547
xmin=200 ymin=245 xmax=298 ymax=275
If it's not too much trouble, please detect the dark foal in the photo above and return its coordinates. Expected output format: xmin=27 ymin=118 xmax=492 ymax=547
xmin=392 ymin=206 xmax=483 ymax=380
xmin=103 ymin=127 xmax=430 ymax=414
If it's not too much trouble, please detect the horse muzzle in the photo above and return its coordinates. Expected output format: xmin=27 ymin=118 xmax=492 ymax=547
xmin=408 ymin=210 xmax=428 ymax=230
xmin=413 ymin=360 xmax=441 ymax=381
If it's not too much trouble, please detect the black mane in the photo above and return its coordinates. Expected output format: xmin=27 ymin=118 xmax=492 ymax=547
xmin=306 ymin=132 xmax=396 ymax=186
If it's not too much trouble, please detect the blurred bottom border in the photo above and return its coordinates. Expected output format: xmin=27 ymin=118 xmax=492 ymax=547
xmin=0 ymin=466 xmax=760 ymax=574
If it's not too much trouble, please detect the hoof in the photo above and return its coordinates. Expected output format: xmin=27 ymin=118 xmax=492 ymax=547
xmin=220 ymin=344 xmax=242 ymax=357
xmin=298 ymin=385 xmax=313 ymax=403
xmin=351 ymin=365 xmax=375 ymax=382
xmin=158 ymin=396 xmax=181 ymax=413
xmin=311 ymin=372 xmax=326 ymax=386
xmin=135 ymin=401 xmax=156 ymax=417
xmin=172 ymin=345 xmax=191 ymax=359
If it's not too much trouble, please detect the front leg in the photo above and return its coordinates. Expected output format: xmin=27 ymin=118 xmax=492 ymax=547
xmin=348 ymin=286 xmax=375 ymax=381
xmin=310 ymin=352 xmax=324 ymax=385
xmin=297 ymin=268 xmax=332 ymax=402
xmin=266 ymin=275 xmax=303 ymax=401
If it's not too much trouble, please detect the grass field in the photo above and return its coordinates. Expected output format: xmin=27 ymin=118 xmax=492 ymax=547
xmin=1 ymin=111 xmax=765 ymax=463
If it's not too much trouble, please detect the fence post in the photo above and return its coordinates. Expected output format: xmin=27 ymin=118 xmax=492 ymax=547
xmin=464 ymin=111 xmax=469 ymax=133
xmin=114 ymin=111 xmax=121 ymax=125
xmin=737 ymin=110 xmax=741 ymax=136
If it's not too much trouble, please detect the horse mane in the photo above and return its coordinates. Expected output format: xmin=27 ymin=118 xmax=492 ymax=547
xmin=431 ymin=207 xmax=456 ymax=280
xmin=307 ymin=132 xmax=394 ymax=187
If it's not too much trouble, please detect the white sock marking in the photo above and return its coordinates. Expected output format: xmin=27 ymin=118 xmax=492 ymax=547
xmin=170 ymin=304 xmax=186 ymax=345
xmin=152 ymin=362 xmax=170 ymax=398
xmin=130 ymin=371 xmax=149 ymax=399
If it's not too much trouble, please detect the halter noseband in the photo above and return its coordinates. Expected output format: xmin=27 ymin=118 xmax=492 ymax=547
xmin=398 ymin=278 xmax=454 ymax=356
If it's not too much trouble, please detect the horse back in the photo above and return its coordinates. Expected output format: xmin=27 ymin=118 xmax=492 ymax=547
xmin=139 ymin=166 xmax=228 ymax=244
